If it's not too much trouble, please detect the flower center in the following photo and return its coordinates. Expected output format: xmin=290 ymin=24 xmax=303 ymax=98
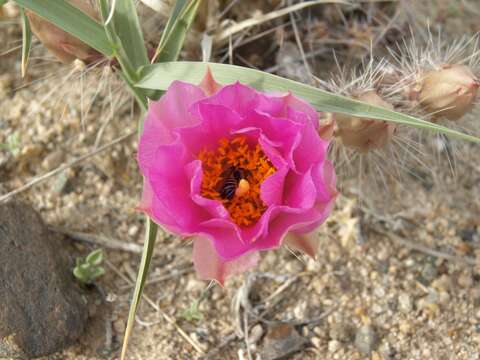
xmin=198 ymin=136 xmax=276 ymax=227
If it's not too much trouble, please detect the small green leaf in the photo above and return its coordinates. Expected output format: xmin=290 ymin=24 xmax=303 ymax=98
xmin=13 ymin=0 xmax=114 ymax=56
xmin=73 ymin=249 xmax=106 ymax=284
xmin=79 ymin=263 xmax=91 ymax=271
xmin=20 ymin=8 xmax=32 ymax=78
xmin=137 ymin=61 xmax=480 ymax=144
xmin=182 ymin=300 xmax=203 ymax=322
xmin=0 ymin=133 xmax=20 ymax=156
xmin=73 ymin=267 xmax=86 ymax=282
xmin=86 ymin=248 xmax=104 ymax=266
xmin=91 ymin=267 xmax=106 ymax=279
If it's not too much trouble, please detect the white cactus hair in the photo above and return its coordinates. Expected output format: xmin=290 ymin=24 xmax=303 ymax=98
xmin=386 ymin=26 xmax=480 ymax=108
xmin=389 ymin=26 xmax=480 ymax=73
xmin=385 ymin=27 xmax=480 ymax=181
xmin=317 ymin=55 xmax=427 ymax=201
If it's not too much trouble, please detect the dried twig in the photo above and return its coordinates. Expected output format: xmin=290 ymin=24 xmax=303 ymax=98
xmin=214 ymin=0 xmax=349 ymax=43
xmin=373 ymin=227 xmax=477 ymax=266
xmin=0 ymin=130 xmax=136 ymax=203
xmin=53 ymin=227 xmax=143 ymax=253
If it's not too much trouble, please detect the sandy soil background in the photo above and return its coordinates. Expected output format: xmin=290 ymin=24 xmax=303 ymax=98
xmin=1 ymin=1 xmax=480 ymax=359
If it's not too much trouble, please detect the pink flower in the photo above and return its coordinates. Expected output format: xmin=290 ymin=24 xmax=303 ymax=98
xmin=138 ymin=70 xmax=337 ymax=284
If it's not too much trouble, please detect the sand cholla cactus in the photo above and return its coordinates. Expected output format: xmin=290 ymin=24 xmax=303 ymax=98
xmin=26 ymin=0 xmax=100 ymax=64
xmin=389 ymin=32 xmax=480 ymax=122
xmin=412 ymin=64 xmax=479 ymax=121
xmin=335 ymin=90 xmax=396 ymax=152
xmin=321 ymin=59 xmax=398 ymax=154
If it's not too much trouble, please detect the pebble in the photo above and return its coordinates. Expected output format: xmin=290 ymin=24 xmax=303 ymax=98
xmin=311 ymin=337 xmax=322 ymax=349
xmin=41 ymin=150 xmax=65 ymax=170
xmin=354 ymin=325 xmax=378 ymax=355
xmin=329 ymin=322 xmax=353 ymax=342
xmin=249 ymin=324 xmax=264 ymax=345
xmin=420 ymin=263 xmax=438 ymax=284
xmin=128 ymin=225 xmax=139 ymax=237
xmin=399 ymin=320 xmax=412 ymax=335
xmin=398 ymin=293 xmax=413 ymax=313
xmin=328 ymin=340 xmax=341 ymax=353
xmin=458 ymin=272 xmax=473 ymax=288
xmin=113 ymin=319 xmax=126 ymax=334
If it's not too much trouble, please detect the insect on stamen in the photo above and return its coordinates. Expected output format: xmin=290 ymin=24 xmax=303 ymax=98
xmin=219 ymin=166 xmax=250 ymax=200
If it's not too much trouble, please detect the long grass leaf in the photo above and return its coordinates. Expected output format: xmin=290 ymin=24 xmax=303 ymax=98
xmin=114 ymin=0 xmax=149 ymax=70
xmin=137 ymin=61 xmax=480 ymax=144
xmin=120 ymin=218 xmax=158 ymax=360
xmin=153 ymin=0 xmax=201 ymax=63
xmin=13 ymin=0 xmax=113 ymax=56
xmin=20 ymin=8 xmax=32 ymax=78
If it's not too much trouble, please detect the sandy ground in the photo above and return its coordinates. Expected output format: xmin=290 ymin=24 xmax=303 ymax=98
xmin=1 ymin=1 xmax=480 ymax=359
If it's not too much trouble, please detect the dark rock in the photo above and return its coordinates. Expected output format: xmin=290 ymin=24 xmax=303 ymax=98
xmin=260 ymin=324 xmax=308 ymax=360
xmin=458 ymin=227 xmax=478 ymax=243
xmin=0 ymin=201 xmax=88 ymax=359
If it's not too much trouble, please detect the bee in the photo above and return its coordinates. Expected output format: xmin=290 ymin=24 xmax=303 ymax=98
xmin=218 ymin=166 xmax=251 ymax=200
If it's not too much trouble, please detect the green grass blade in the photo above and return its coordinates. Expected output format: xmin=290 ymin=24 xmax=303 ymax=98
xmin=158 ymin=0 xmax=190 ymax=46
xmin=153 ymin=0 xmax=201 ymax=63
xmin=113 ymin=0 xmax=149 ymax=70
xmin=13 ymin=0 xmax=113 ymax=56
xmin=137 ymin=61 xmax=480 ymax=144
xmin=120 ymin=218 xmax=158 ymax=360
xmin=20 ymin=8 xmax=32 ymax=78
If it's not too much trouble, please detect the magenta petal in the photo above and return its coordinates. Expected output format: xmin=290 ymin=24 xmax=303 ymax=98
xmin=146 ymin=141 xmax=208 ymax=231
xmin=193 ymin=236 xmax=260 ymax=285
xmin=290 ymin=109 xmax=327 ymax=172
xmin=283 ymin=93 xmax=319 ymax=127
xmin=284 ymin=231 xmax=320 ymax=258
xmin=187 ymin=159 xmax=229 ymax=219
xmin=261 ymin=166 xmax=288 ymax=206
xmin=139 ymin=178 xmax=183 ymax=233
xmin=200 ymin=82 xmax=258 ymax=117
xmin=283 ymin=168 xmax=317 ymax=209
xmin=312 ymin=160 xmax=337 ymax=202
xmin=138 ymin=81 xmax=205 ymax=173
xmin=178 ymin=103 xmax=244 ymax=155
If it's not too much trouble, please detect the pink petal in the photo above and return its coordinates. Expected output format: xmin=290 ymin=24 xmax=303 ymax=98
xmin=312 ymin=160 xmax=337 ymax=202
xmin=284 ymin=231 xmax=320 ymax=258
xmin=193 ymin=236 xmax=260 ymax=285
xmin=138 ymin=178 xmax=184 ymax=233
xmin=187 ymin=159 xmax=230 ymax=219
xmin=138 ymin=82 xmax=205 ymax=172
xmin=283 ymin=167 xmax=317 ymax=209
xmin=290 ymin=109 xmax=328 ymax=172
xmin=260 ymin=166 xmax=288 ymax=206
xmin=178 ymin=103 xmax=244 ymax=155
xmin=146 ymin=140 xmax=210 ymax=231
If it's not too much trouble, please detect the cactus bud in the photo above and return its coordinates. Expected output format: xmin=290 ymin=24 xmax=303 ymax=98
xmin=413 ymin=64 xmax=479 ymax=121
xmin=25 ymin=0 xmax=100 ymax=64
xmin=334 ymin=91 xmax=396 ymax=153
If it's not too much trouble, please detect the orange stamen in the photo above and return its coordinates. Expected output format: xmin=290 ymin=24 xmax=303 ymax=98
xmin=198 ymin=136 xmax=276 ymax=227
